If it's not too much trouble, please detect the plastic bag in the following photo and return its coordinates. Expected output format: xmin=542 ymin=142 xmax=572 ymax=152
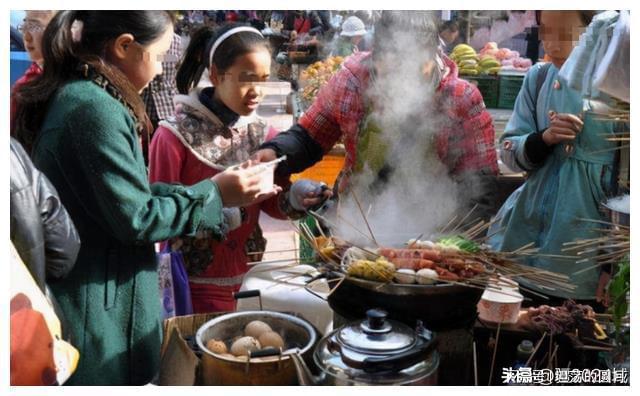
xmin=158 ymin=244 xmax=193 ymax=318
xmin=593 ymin=10 xmax=629 ymax=102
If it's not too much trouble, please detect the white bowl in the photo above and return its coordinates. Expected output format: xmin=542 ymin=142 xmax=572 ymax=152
xmin=477 ymin=286 xmax=523 ymax=324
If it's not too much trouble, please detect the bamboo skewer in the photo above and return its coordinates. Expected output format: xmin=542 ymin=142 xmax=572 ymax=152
xmin=439 ymin=214 xmax=459 ymax=234
xmin=309 ymin=209 xmax=378 ymax=246
xmin=313 ymin=215 xmax=327 ymax=239
xmin=461 ymin=220 xmax=490 ymax=240
xmin=488 ymin=322 xmax=501 ymax=386
xmin=334 ymin=212 xmax=379 ymax=246
xmin=548 ymin=344 xmax=559 ymax=369
xmin=247 ymin=248 xmax=300 ymax=256
xmin=407 ymin=233 xmax=424 ymax=248
xmin=247 ymin=258 xmax=300 ymax=266
xmin=525 ymin=332 xmax=547 ymax=367
xmin=450 ymin=203 xmax=479 ymax=234
xmin=575 ymin=218 xmax=629 ymax=230
xmin=350 ymin=189 xmax=379 ymax=247
xmin=473 ymin=341 xmax=478 ymax=386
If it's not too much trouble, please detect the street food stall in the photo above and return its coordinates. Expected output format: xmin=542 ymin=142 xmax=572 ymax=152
xmin=156 ymin=9 xmax=630 ymax=387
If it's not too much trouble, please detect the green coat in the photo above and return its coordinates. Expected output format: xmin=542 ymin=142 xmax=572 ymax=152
xmin=32 ymin=80 xmax=226 ymax=385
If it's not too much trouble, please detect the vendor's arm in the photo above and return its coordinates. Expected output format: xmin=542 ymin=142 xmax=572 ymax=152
xmin=258 ymin=66 xmax=361 ymax=176
xmin=500 ymin=64 xmax=554 ymax=172
xmin=447 ymin=81 xmax=500 ymax=221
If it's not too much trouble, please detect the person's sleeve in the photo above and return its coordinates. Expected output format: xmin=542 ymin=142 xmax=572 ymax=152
xmin=67 ymin=101 xmax=225 ymax=244
xmin=301 ymin=68 xmax=360 ymax=152
xmin=460 ymin=83 xmax=499 ymax=175
xmin=260 ymin=68 xmax=358 ymax=176
xmin=260 ymin=123 xmax=325 ymax=176
xmin=500 ymin=65 xmax=553 ymax=172
xmin=36 ymin=167 xmax=81 ymax=280
xmin=308 ymin=12 xmax=324 ymax=35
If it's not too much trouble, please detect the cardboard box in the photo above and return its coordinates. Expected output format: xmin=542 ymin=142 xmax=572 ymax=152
xmin=157 ymin=313 xmax=225 ymax=386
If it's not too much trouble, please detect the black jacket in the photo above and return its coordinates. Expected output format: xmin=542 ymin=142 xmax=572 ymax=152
xmin=10 ymin=137 xmax=80 ymax=292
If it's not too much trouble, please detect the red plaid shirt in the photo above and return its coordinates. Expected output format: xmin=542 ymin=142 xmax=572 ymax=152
xmin=298 ymin=52 xmax=498 ymax=179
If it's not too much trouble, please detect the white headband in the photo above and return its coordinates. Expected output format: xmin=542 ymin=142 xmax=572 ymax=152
xmin=208 ymin=27 xmax=264 ymax=67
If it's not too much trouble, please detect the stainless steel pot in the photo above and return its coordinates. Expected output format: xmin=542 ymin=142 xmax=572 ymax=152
xmin=291 ymin=309 xmax=439 ymax=385
xmin=195 ymin=310 xmax=317 ymax=385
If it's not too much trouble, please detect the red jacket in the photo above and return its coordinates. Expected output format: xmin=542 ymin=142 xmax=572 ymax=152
xmin=11 ymin=62 xmax=43 ymax=134
xmin=149 ymin=95 xmax=288 ymax=312
xmin=298 ymin=52 xmax=498 ymax=184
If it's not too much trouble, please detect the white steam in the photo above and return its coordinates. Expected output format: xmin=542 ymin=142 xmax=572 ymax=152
xmin=327 ymin=11 xmax=480 ymax=247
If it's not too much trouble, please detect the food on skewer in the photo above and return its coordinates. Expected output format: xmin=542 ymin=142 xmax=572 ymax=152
xmin=394 ymin=268 xmax=417 ymax=284
xmin=416 ymin=268 xmax=439 ymax=285
xmin=346 ymin=257 xmax=395 ymax=282
xmin=518 ymin=300 xmax=608 ymax=341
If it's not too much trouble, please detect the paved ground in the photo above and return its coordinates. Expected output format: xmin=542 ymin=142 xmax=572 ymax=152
xmin=255 ymin=82 xmax=300 ymax=262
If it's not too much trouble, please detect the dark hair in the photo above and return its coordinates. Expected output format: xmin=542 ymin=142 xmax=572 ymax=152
xmin=176 ymin=23 xmax=270 ymax=94
xmin=13 ymin=11 xmax=173 ymax=151
xmin=536 ymin=10 xmax=597 ymax=26
xmin=439 ymin=20 xmax=459 ymax=34
xmin=374 ymin=11 xmax=440 ymax=54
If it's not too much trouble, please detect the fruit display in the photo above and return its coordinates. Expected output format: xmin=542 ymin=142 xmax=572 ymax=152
xmin=451 ymin=42 xmax=534 ymax=76
xmin=479 ymin=42 xmax=532 ymax=73
xmin=450 ymin=44 xmax=500 ymax=76
xmin=300 ymin=56 xmax=345 ymax=104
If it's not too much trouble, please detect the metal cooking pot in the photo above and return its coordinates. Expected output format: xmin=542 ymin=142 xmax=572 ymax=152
xmin=195 ymin=309 xmax=317 ymax=385
xmin=328 ymin=276 xmax=483 ymax=330
xmin=291 ymin=309 xmax=439 ymax=385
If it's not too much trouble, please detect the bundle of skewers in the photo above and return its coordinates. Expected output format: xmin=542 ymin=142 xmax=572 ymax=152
xmin=291 ymin=201 xmax=577 ymax=300
xmin=561 ymin=217 xmax=629 ymax=277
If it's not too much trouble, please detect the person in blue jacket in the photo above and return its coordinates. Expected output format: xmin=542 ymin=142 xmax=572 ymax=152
xmin=488 ymin=10 xmax=621 ymax=308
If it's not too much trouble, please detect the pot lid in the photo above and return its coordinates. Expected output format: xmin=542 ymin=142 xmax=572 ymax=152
xmin=336 ymin=309 xmax=416 ymax=353
xmin=313 ymin=309 xmax=439 ymax=383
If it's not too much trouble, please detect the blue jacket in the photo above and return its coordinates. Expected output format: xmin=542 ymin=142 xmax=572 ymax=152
xmin=488 ymin=63 xmax=619 ymax=299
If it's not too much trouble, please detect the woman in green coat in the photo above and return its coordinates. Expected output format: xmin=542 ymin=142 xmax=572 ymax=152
xmin=12 ymin=11 xmax=279 ymax=385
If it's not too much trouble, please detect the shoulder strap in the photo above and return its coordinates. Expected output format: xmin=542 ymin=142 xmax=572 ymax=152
xmin=533 ymin=62 xmax=552 ymax=132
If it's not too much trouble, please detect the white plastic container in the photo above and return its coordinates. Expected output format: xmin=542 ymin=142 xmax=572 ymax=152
xmin=477 ymin=278 xmax=523 ymax=324
xmin=251 ymin=156 xmax=286 ymax=195
xmin=255 ymin=164 xmax=275 ymax=194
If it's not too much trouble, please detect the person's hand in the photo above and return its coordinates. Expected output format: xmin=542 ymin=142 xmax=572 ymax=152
xmin=290 ymin=30 xmax=298 ymax=41
xmin=212 ymin=160 xmax=281 ymax=207
xmin=251 ymin=148 xmax=278 ymax=163
xmin=288 ymin=179 xmax=333 ymax=211
xmin=542 ymin=111 xmax=584 ymax=146
xmin=596 ymin=271 xmax=611 ymax=308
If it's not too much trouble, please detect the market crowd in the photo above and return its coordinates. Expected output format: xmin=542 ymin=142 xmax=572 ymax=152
xmin=9 ymin=10 xmax=626 ymax=386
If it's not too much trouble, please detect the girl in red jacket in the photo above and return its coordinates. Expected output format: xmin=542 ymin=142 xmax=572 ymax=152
xmin=149 ymin=23 xmax=328 ymax=313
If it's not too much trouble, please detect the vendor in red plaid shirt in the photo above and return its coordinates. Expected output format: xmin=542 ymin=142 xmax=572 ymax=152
xmin=255 ymin=11 xmax=499 ymax=221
